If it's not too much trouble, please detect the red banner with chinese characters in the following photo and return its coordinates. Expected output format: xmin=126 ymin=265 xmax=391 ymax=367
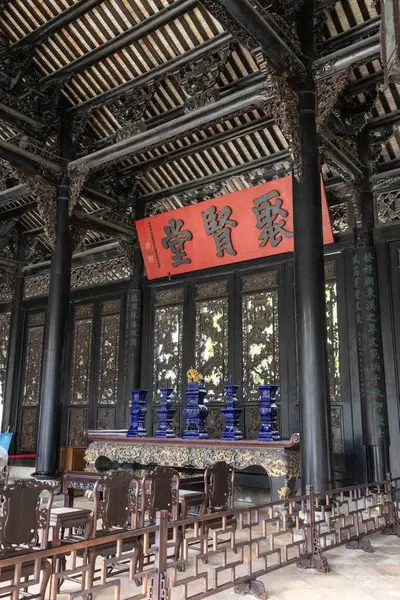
xmin=136 ymin=175 xmax=333 ymax=280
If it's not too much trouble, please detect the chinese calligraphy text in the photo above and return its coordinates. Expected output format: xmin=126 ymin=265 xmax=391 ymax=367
xmin=202 ymin=205 xmax=237 ymax=258
xmin=137 ymin=175 xmax=333 ymax=279
xmin=161 ymin=218 xmax=193 ymax=268
xmin=353 ymin=248 xmax=388 ymax=446
xmin=252 ymin=190 xmax=294 ymax=247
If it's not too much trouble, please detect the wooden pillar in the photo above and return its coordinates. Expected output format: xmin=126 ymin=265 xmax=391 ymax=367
xmin=34 ymin=183 xmax=72 ymax=478
xmin=354 ymin=130 xmax=390 ymax=481
xmin=124 ymin=247 xmax=143 ymax=426
xmin=2 ymin=230 xmax=25 ymax=432
xmin=293 ymin=0 xmax=333 ymax=492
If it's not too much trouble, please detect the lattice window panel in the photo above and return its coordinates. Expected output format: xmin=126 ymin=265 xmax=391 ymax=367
xmin=330 ymin=202 xmax=350 ymax=233
xmin=19 ymin=311 xmax=45 ymax=452
xmin=0 ymin=312 xmax=10 ymax=426
xmin=152 ymin=304 xmax=183 ymax=403
xmin=242 ymin=288 xmax=280 ymax=401
xmin=376 ymin=189 xmax=400 ymax=224
xmin=195 ymin=297 xmax=229 ymax=402
xmin=98 ymin=300 xmax=121 ymax=405
xmin=325 ymin=281 xmax=341 ymax=403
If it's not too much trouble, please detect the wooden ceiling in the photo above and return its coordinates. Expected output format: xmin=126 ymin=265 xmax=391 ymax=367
xmin=0 ymin=0 xmax=398 ymax=261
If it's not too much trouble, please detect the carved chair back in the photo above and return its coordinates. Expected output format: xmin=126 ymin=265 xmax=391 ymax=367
xmin=0 ymin=479 xmax=53 ymax=552
xmin=93 ymin=469 xmax=140 ymax=534
xmin=142 ymin=466 xmax=180 ymax=525
xmin=204 ymin=461 xmax=235 ymax=513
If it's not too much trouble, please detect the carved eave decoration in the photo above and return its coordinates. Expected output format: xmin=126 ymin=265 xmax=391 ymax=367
xmin=316 ymin=71 xmax=350 ymax=133
xmin=258 ymin=63 xmax=301 ymax=177
xmin=69 ymin=162 xmax=91 ymax=215
xmin=177 ymin=44 xmax=232 ymax=113
xmin=14 ymin=171 xmax=58 ymax=246
xmin=0 ymin=33 xmax=61 ymax=141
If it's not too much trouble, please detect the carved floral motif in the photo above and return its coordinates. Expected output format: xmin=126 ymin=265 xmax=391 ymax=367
xmin=85 ymin=440 xmax=300 ymax=479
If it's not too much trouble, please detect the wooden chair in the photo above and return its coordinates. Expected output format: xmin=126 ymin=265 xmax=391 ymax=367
xmin=0 ymin=479 xmax=54 ymax=599
xmin=85 ymin=469 xmax=141 ymax=589
xmin=201 ymin=461 xmax=237 ymax=555
xmin=140 ymin=466 xmax=182 ymax=564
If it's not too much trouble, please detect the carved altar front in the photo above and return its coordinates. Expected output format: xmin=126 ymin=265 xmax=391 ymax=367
xmin=85 ymin=431 xmax=300 ymax=500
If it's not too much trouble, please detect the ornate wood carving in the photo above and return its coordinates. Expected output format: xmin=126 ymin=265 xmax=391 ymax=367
xmin=257 ymin=64 xmax=301 ymax=175
xmin=330 ymin=202 xmax=350 ymax=233
xmin=375 ymin=189 xmax=400 ymax=223
xmin=154 ymin=288 xmax=184 ymax=305
xmin=316 ymin=71 xmax=349 ymax=133
xmin=177 ymin=44 xmax=232 ymax=112
xmin=196 ymin=281 xmax=228 ymax=298
xmin=241 ymin=271 xmax=277 ymax=292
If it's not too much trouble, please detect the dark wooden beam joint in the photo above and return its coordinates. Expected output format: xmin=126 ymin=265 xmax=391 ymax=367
xmin=198 ymin=0 xmax=306 ymax=86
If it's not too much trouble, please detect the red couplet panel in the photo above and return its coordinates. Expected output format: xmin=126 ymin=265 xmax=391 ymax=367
xmin=136 ymin=175 xmax=334 ymax=280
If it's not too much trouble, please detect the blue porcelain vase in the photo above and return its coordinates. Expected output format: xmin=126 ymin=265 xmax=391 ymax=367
xmin=127 ymin=389 xmax=148 ymax=437
xmin=155 ymin=387 xmax=176 ymax=438
xmin=258 ymin=384 xmax=279 ymax=441
xmin=183 ymin=380 xmax=208 ymax=439
xmin=221 ymin=384 xmax=243 ymax=440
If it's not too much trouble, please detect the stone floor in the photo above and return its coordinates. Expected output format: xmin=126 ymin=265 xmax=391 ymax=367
xmin=13 ymin=492 xmax=400 ymax=599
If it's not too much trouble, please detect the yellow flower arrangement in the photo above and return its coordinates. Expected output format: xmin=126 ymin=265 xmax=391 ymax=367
xmin=187 ymin=368 xmax=202 ymax=383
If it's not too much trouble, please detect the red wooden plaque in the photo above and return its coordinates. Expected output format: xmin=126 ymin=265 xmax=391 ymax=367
xmin=136 ymin=175 xmax=333 ymax=280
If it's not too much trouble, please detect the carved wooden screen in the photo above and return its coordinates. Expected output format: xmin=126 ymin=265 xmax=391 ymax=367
xmin=241 ymin=271 xmax=280 ymax=439
xmin=66 ymin=298 xmax=124 ymax=447
xmin=151 ymin=288 xmax=184 ymax=436
xmin=68 ymin=304 xmax=93 ymax=447
xmin=18 ymin=311 xmax=46 ymax=452
xmin=0 ymin=312 xmax=10 ymax=428
xmin=325 ymin=261 xmax=345 ymax=470
xmin=195 ymin=281 xmax=229 ymax=439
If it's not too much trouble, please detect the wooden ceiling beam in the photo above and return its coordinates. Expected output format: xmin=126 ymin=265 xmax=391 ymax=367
xmin=0 ymin=183 xmax=30 ymax=207
xmin=0 ymin=139 xmax=120 ymax=209
xmin=0 ymin=201 xmax=37 ymax=220
xmin=346 ymin=70 xmax=383 ymax=95
xmin=69 ymin=82 xmax=274 ymax=170
xmin=314 ymin=34 xmax=380 ymax=79
xmin=141 ymin=150 xmax=291 ymax=204
xmin=11 ymin=0 xmax=105 ymax=51
xmin=67 ymin=33 xmax=232 ymax=113
xmin=120 ymin=115 xmax=275 ymax=174
xmin=72 ymin=210 xmax=134 ymax=238
xmin=367 ymin=110 xmax=400 ymax=130
xmin=323 ymin=16 xmax=380 ymax=51
xmin=41 ymin=0 xmax=196 ymax=85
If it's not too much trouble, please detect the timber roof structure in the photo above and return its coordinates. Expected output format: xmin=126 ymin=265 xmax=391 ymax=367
xmin=0 ymin=0 xmax=399 ymax=272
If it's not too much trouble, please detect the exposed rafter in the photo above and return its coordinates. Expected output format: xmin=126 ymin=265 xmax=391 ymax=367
xmin=122 ymin=115 xmax=275 ymax=174
xmin=322 ymin=16 xmax=380 ymax=51
xmin=69 ymin=82 xmax=274 ymax=171
xmin=141 ymin=150 xmax=291 ymax=205
xmin=41 ymin=0 xmax=197 ymax=85
xmin=10 ymin=0 xmax=105 ymax=51
xmin=313 ymin=34 xmax=380 ymax=79
xmin=67 ymin=33 xmax=232 ymax=114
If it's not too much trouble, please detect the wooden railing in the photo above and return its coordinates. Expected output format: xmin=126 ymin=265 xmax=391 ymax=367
xmin=1 ymin=474 xmax=400 ymax=600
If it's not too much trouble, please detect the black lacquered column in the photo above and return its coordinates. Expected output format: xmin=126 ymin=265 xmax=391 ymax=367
xmin=34 ymin=183 xmax=72 ymax=479
xmin=293 ymin=1 xmax=333 ymax=492
xmin=124 ymin=247 xmax=143 ymax=427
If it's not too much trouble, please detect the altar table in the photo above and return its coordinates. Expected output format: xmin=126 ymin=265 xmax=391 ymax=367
xmin=85 ymin=431 xmax=300 ymax=501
